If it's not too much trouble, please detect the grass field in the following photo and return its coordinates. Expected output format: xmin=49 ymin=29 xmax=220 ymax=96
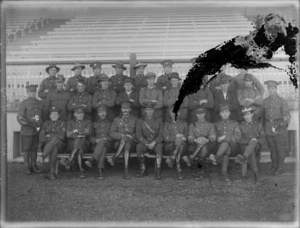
xmin=6 ymin=160 xmax=298 ymax=224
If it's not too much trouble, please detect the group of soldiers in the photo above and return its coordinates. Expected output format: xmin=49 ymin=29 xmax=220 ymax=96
xmin=17 ymin=60 xmax=291 ymax=182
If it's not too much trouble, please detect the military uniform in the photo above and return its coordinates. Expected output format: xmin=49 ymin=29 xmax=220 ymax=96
xmin=116 ymin=89 xmax=140 ymax=118
xmin=45 ymin=89 xmax=71 ymax=121
xmin=38 ymin=64 xmax=60 ymax=100
xmin=39 ymin=106 xmax=66 ymax=179
xmin=156 ymin=60 xmax=174 ymax=91
xmin=17 ymin=85 xmax=44 ymax=174
xmin=136 ymin=102 xmax=164 ymax=179
xmin=261 ymin=80 xmax=290 ymax=175
xmin=139 ymin=72 xmax=163 ymax=120
xmin=163 ymin=72 xmax=188 ymax=121
xmin=88 ymin=106 xmax=112 ymax=175
xmin=188 ymin=86 xmax=214 ymax=122
xmin=86 ymin=62 xmax=102 ymax=95
xmin=92 ymin=87 xmax=117 ymax=122
xmin=68 ymin=91 xmax=92 ymax=120
xmin=110 ymin=61 xmax=129 ymax=94
xmin=237 ymin=73 xmax=264 ymax=121
xmin=133 ymin=62 xmax=148 ymax=92
xmin=66 ymin=63 xmax=87 ymax=93
xmin=237 ymin=108 xmax=263 ymax=179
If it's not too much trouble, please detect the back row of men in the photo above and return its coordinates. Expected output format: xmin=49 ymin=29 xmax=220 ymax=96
xmin=17 ymin=60 xmax=291 ymax=182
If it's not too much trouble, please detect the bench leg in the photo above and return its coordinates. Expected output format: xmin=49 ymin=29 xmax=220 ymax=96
xmin=55 ymin=159 xmax=59 ymax=176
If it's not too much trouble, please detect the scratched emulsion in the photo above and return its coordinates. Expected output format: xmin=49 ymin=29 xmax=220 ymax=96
xmin=174 ymin=14 xmax=299 ymax=120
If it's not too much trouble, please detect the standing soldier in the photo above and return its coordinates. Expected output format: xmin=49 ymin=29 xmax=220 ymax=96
xmin=38 ymin=64 xmax=60 ymax=100
xmin=188 ymin=75 xmax=214 ymax=122
xmin=92 ymin=74 xmax=117 ymax=122
xmin=237 ymin=107 xmax=263 ymax=181
xmin=156 ymin=60 xmax=174 ymax=91
xmin=39 ymin=106 xmax=66 ymax=180
xmin=17 ymin=84 xmax=44 ymax=174
xmin=237 ymin=73 xmax=264 ymax=121
xmin=133 ymin=61 xmax=148 ymax=92
xmin=261 ymin=80 xmax=290 ymax=175
xmin=136 ymin=102 xmax=164 ymax=179
xmin=163 ymin=110 xmax=188 ymax=180
xmin=116 ymin=77 xmax=140 ymax=118
xmin=45 ymin=74 xmax=71 ymax=121
xmin=185 ymin=107 xmax=216 ymax=179
xmin=66 ymin=63 xmax=87 ymax=94
xmin=110 ymin=61 xmax=129 ymax=94
xmin=210 ymin=104 xmax=241 ymax=182
xmin=67 ymin=79 xmax=92 ymax=120
xmin=86 ymin=62 xmax=102 ymax=95
xmin=109 ymin=101 xmax=137 ymax=179
xmin=61 ymin=105 xmax=92 ymax=178
xmin=85 ymin=105 xmax=112 ymax=180
xmin=163 ymin=72 xmax=189 ymax=121
xmin=139 ymin=72 xmax=163 ymax=121
xmin=212 ymin=73 xmax=240 ymax=122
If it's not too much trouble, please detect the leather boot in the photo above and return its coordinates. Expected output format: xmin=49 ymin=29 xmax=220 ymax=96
xmin=253 ymin=171 xmax=261 ymax=181
xmin=32 ymin=164 xmax=41 ymax=174
xmin=267 ymin=165 xmax=277 ymax=174
xmin=97 ymin=168 xmax=104 ymax=180
xmin=49 ymin=172 xmax=56 ymax=180
xmin=124 ymin=166 xmax=130 ymax=179
xmin=176 ymin=162 xmax=183 ymax=180
xmin=273 ymin=167 xmax=283 ymax=176
xmin=155 ymin=168 xmax=162 ymax=180
xmin=23 ymin=152 xmax=32 ymax=174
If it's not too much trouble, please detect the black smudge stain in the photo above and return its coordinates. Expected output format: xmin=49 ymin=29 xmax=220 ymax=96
xmin=174 ymin=19 xmax=299 ymax=120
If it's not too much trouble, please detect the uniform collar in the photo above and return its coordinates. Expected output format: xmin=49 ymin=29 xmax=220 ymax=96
xmin=147 ymin=85 xmax=155 ymax=89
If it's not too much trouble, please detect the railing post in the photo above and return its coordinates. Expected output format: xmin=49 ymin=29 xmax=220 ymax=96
xmin=129 ymin=53 xmax=137 ymax=78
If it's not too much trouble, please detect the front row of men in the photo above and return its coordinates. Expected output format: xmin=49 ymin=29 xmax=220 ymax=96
xmin=17 ymin=79 xmax=290 ymax=182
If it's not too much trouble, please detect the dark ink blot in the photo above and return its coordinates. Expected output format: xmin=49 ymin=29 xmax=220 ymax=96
xmin=174 ymin=14 xmax=299 ymax=119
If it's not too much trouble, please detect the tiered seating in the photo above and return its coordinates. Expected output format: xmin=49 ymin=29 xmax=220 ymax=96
xmin=8 ymin=8 xmax=253 ymax=61
xmin=6 ymin=15 xmax=48 ymax=44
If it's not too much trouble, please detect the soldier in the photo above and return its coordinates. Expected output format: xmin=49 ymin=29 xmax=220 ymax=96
xmin=163 ymin=109 xmax=188 ymax=180
xmin=67 ymin=79 xmax=92 ymax=120
xmin=39 ymin=106 xmax=66 ymax=180
xmin=261 ymin=80 xmax=290 ymax=175
xmin=61 ymin=105 xmax=92 ymax=178
xmin=38 ymin=64 xmax=60 ymax=100
xmin=92 ymin=74 xmax=117 ymax=122
xmin=133 ymin=61 xmax=148 ymax=92
xmin=185 ymin=107 xmax=216 ymax=179
xmin=188 ymin=75 xmax=214 ymax=122
xmin=109 ymin=101 xmax=137 ymax=179
xmin=210 ymin=104 xmax=241 ymax=182
xmin=116 ymin=77 xmax=140 ymax=118
xmin=139 ymin=72 xmax=163 ymax=121
xmin=110 ymin=61 xmax=129 ymax=94
xmin=156 ymin=60 xmax=173 ymax=91
xmin=45 ymin=74 xmax=71 ymax=121
xmin=17 ymin=84 xmax=44 ymax=174
xmin=136 ymin=102 xmax=164 ymax=179
xmin=212 ymin=73 xmax=240 ymax=122
xmin=85 ymin=105 xmax=112 ymax=180
xmin=236 ymin=107 xmax=263 ymax=181
xmin=86 ymin=62 xmax=102 ymax=95
xmin=66 ymin=63 xmax=87 ymax=94
xmin=163 ymin=72 xmax=188 ymax=121
xmin=237 ymin=73 xmax=264 ymax=121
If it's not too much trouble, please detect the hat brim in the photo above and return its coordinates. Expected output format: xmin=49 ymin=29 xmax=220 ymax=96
xmin=46 ymin=66 xmax=60 ymax=73
xmin=71 ymin=66 xmax=85 ymax=71
xmin=113 ymin=65 xmax=127 ymax=70
xmin=133 ymin=64 xmax=147 ymax=70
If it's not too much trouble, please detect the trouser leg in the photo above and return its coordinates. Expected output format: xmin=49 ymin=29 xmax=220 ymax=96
xmin=266 ymin=135 xmax=278 ymax=170
xmin=275 ymin=134 xmax=286 ymax=170
xmin=243 ymin=140 xmax=258 ymax=159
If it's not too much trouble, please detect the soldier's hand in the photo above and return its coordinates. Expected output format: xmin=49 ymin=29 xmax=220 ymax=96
xmin=188 ymin=136 xmax=193 ymax=143
xmin=148 ymin=142 xmax=156 ymax=150
xmin=44 ymin=89 xmax=49 ymax=93
xmin=199 ymin=99 xmax=208 ymax=105
xmin=129 ymin=99 xmax=134 ymax=103
xmin=82 ymin=104 xmax=87 ymax=108
xmin=217 ymin=135 xmax=226 ymax=142
xmin=151 ymin=100 xmax=157 ymax=103
xmin=181 ymin=136 xmax=187 ymax=141
xmin=175 ymin=133 xmax=183 ymax=138
xmin=73 ymin=129 xmax=78 ymax=133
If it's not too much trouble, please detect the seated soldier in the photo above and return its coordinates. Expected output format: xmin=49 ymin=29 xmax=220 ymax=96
xmin=139 ymin=72 xmax=163 ymax=121
xmin=39 ymin=106 xmax=66 ymax=180
xmin=116 ymin=77 xmax=140 ymax=118
xmin=210 ymin=104 xmax=241 ymax=182
xmin=67 ymin=79 xmax=92 ymax=120
xmin=236 ymin=107 xmax=263 ymax=181
xmin=60 ymin=104 xmax=92 ymax=178
xmin=136 ymin=102 xmax=164 ymax=179
xmin=85 ymin=105 xmax=112 ymax=180
xmin=109 ymin=101 xmax=137 ymax=179
xmin=92 ymin=74 xmax=117 ymax=122
xmin=185 ymin=107 xmax=216 ymax=179
xmin=163 ymin=72 xmax=189 ymax=122
xmin=163 ymin=109 xmax=188 ymax=180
